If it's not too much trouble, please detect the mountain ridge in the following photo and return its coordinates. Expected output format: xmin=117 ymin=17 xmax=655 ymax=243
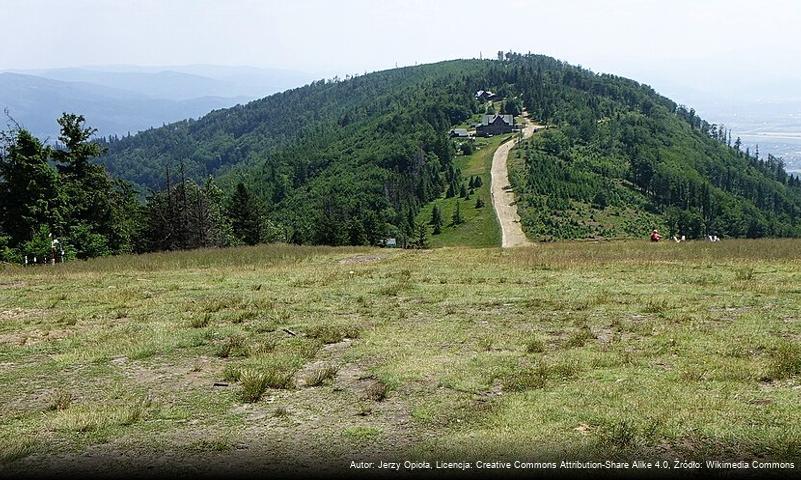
xmin=96 ymin=54 xmax=801 ymax=243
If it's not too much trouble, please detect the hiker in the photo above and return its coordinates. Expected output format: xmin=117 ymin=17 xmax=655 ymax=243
xmin=650 ymin=229 xmax=662 ymax=242
xmin=50 ymin=235 xmax=60 ymax=265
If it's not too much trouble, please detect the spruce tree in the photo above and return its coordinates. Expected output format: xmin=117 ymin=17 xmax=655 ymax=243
xmin=414 ymin=221 xmax=429 ymax=249
xmin=446 ymin=181 xmax=456 ymax=198
xmin=452 ymin=202 xmax=464 ymax=225
xmin=228 ymin=182 xmax=262 ymax=245
xmin=0 ymin=129 xmax=62 ymax=246
xmin=430 ymin=205 xmax=443 ymax=234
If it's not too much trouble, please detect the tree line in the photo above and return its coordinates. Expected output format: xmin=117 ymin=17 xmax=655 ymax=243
xmin=0 ymin=114 xmax=302 ymax=263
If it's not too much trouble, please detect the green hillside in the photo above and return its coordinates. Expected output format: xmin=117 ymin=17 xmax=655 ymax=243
xmin=6 ymin=53 xmax=801 ymax=263
xmin=96 ymin=53 xmax=801 ymax=247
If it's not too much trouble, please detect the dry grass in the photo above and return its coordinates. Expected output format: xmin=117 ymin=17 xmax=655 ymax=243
xmin=304 ymin=365 xmax=338 ymax=387
xmin=1 ymin=240 xmax=801 ymax=472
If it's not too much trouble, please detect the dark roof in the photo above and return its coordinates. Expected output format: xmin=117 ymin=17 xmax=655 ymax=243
xmin=480 ymin=114 xmax=514 ymax=126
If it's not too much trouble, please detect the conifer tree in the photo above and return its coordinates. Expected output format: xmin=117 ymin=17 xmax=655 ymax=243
xmin=228 ymin=182 xmax=262 ymax=245
xmin=414 ymin=221 xmax=429 ymax=249
xmin=452 ymin=202 xmax=464 ymax=225
xmin=0 ymin=129 xmax=62 ymax=245
xmin=430 ymin=205 xmax=443 ymax=234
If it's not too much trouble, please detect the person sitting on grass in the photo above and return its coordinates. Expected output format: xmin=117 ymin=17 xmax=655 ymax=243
xmin=650 ymin=229 xmax=662 ymax=242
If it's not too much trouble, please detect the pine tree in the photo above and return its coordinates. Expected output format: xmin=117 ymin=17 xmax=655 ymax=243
xmin=475 ymin=196 xmax=485 ymax=209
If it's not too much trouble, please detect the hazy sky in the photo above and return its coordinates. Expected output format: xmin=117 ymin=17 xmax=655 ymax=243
xmin=2 ymin=0 xmax=801 ymax=99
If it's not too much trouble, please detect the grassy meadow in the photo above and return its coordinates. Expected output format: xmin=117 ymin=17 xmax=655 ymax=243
xmin=416 ymin=134 xmax=510 ymax=248
xmin=1 ymin=240 xmax=801 ymax=474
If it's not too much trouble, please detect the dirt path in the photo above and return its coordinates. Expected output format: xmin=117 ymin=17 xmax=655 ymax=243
xmin=490 ymin=114 xmax=541 ymax=248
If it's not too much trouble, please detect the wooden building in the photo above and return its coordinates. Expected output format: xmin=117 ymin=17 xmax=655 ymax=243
xmin=476 ymin=114 xmax=515 ymax=136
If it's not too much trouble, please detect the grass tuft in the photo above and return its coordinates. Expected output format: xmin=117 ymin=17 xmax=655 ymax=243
xmin=216 ymin=334 xmax=246 ymax=358
xmin=524 ymin=335 xmax=545 ymax=354
xmin=48 ymin=389 xmax=72 ymax=411
xmin=305 ymin=324 xmax=360 ymax=344
xmin=304 ymin=365 xmax=339 ymax=387
xmin=363 ymin=380 xmax=388 ymax=402
xmin=503 ymin=361 xmax=549 ymax=391
xmin=239 ymin=369 xmax=270 ymax=403
xmin=767 ymin=341 xmax=801 ymax=380
xmin=565 ymin=324 xmax=594 ymax=348
xmin=189 ymin=313 xmax=211 ymax=329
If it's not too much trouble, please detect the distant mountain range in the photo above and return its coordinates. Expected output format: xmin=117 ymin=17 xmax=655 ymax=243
xmin=0 ymin=65 xmax=316 ymax=140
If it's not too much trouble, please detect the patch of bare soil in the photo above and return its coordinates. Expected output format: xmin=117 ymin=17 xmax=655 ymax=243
xmin=0 ymin=327 xmax=72 ymax=346
xmin=338 ymin=254 xmax=383 ymax=265
xmin=0 ymin=308 xmax=45 ymax=322
xmin=230 ymin=338 xmax=426 ymax=464
xmin=121 ymin=356 xmax=220 ymax=390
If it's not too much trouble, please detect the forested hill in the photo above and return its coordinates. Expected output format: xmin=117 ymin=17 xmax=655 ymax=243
xmin=97 ymin=53 xmax=801 ymax=244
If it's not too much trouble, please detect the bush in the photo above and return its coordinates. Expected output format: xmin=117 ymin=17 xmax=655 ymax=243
xmin=66 ymin=223 xmax=111 ymax=259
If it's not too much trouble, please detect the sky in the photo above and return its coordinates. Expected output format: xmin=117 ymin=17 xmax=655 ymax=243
xmin=2 ymin=0 xmax=801 ymax=101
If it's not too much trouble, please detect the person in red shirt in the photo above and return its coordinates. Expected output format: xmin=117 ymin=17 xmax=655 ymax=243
xmin=650 ymin=229 xmax=662 ymax=242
